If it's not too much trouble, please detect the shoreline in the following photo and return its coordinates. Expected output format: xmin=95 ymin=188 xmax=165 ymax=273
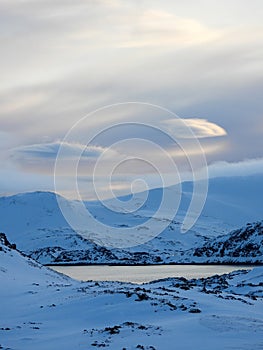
xmin=46 ymin=262 xmax=263 ymax=267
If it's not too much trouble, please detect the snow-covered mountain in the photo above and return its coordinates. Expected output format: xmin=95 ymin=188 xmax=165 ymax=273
xmin=0 ymin=174 xmax=262 ymax=264
xmin=1 ymin=233 xmax=263 ymax=350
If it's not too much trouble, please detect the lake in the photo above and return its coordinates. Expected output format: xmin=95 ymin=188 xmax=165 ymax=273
xmin=48 ymin=265 xmax=252 ymax=284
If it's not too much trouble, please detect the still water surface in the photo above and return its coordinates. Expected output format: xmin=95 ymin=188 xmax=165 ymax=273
xmin=48 ymin=265 xmax=252 ymax=284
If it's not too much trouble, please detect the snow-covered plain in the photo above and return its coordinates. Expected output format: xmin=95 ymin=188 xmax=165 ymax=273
xmin=1 ymin=235 xmax=263 ymax=350
xmin=0 ymin=175 xmax=262 ymax=264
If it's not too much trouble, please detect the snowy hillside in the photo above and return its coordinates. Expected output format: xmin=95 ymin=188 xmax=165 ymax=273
xmin=0 ymin=175 xmax=262 ymax=264
xmin=1 ymin=234 xmax=263 ymax=350
xmin=183 ymin=221 xmax=263 ymax=263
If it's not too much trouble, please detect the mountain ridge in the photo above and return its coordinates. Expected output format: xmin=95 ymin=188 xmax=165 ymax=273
xmin=0 ymin=174 xmax=262 ymax=264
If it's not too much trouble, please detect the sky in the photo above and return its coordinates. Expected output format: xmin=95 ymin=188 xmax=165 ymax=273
xmin=1 ymin=0 xmax=263 ymax=199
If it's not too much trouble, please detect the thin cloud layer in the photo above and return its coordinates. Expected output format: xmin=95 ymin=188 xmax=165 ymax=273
xmin=12 ymin=142 xmax=115 ymax=160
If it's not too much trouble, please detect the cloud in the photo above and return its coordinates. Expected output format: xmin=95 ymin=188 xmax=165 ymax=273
xmin=163 ymin=118 xmax=227 ymax=139
xmin=0 ymin=91 xmax=46 ymax=114
xmin=0 ymin=0 xmax=263 ymax=198
xmin=71 ymin=9 xmax=222 ymax=48
xmin=10 ymin=141 xmax=125 ymax=179
xmin=12 ymin=142 xmax=118 ymax=160
xmin=208 ymin=158 xmax=263 ymax=178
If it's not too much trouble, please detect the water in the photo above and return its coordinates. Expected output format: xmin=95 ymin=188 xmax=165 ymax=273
xmin=48 ymin=264 xmax=252 ymax=284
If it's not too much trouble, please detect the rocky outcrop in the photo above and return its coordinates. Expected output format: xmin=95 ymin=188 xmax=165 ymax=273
xmin=0 ymin=233 xmax=16 ymax=251
xmin=190 ymin=221 xmax=263 ymax=263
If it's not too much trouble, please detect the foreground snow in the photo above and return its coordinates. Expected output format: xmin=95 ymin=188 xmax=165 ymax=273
xmin=1 ymin=235 xmax=263 ymax=350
